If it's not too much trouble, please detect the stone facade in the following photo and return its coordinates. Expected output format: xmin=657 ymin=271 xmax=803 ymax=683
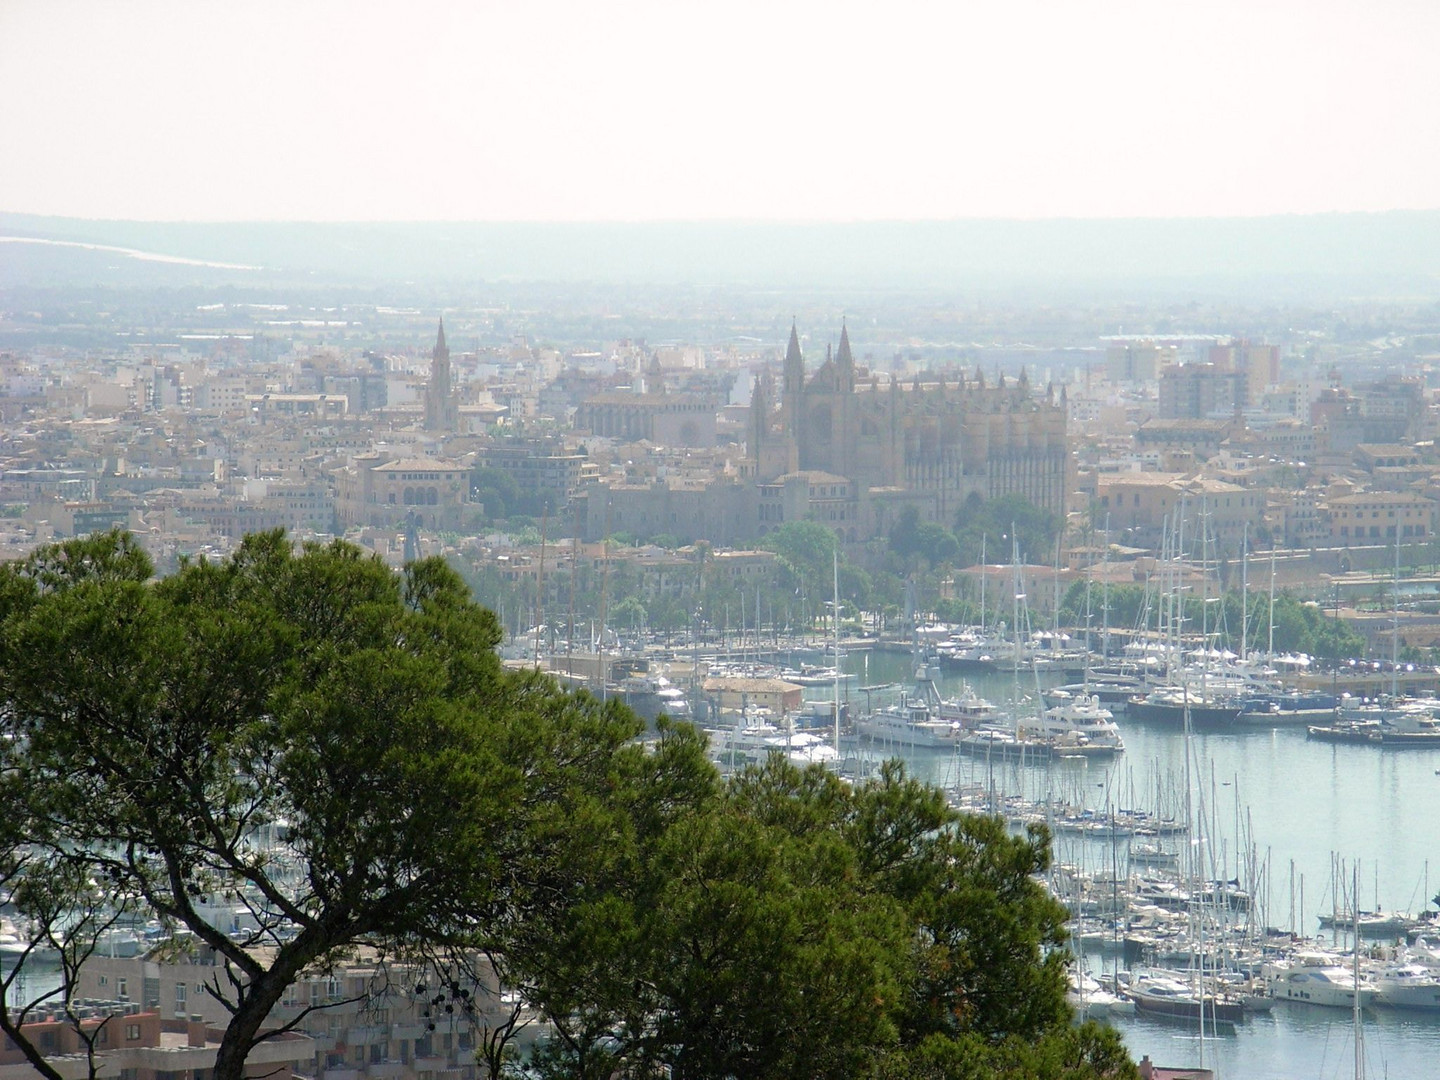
xmin=750 ymin=323 xmax=1068 ymax=533
xmin=574 ymin=392 xmax=719 ymax=447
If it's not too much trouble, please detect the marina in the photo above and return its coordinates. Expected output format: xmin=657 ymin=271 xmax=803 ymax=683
xmin=765 ymin=645 xmax=1440 ymax=1080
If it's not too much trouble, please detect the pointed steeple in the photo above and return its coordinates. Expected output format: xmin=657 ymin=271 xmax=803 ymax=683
xmin=785 ymin=320 xmax=802 ymax=366
xmin=427 ymin=318 xmax=454 ymax=432
xmin=783 ymin=318 xmax=804 ymax=396
xmin=750 ymin=372 xmax=770 ymax=457
xmin=836 ymin=319 xmax=854 ymax=391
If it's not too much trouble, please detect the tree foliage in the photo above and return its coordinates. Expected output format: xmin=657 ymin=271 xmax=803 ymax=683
xmin=0 ymin=530 xmax=1135 ymax=1080
xmin=0 ymin=529 xmax=670 ymax=1080
xmin=519 ymin=756 xmax=1136 ymax=1080
xmin=954 ymin=494 xmax=1061 ymax=568
xmin=759 ymin=520 xmax=872 ymax=615
xmin=890 ymin=507 xmax=962 ymax=569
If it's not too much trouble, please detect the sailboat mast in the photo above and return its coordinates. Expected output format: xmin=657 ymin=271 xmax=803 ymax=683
xmin=1354 ymin=860 xmax=1364 ymax=1080
xmin=1083 ymin=549 xmax=1093 ymax=689
xmin=1199 ymin=499 xmax=1209 ymax=704
xmin=1268 ymin=545 xmax=1277 ymax=658
xmin=1175 ymin=503 xmax=1187 ymax=686
xmin=1392 ymin=536 xmax=1401 ymax=701
xmin=1241 ymin=521 xmax=1249 ymax=664
xmin=1102 ymin=514 xmax=1111 ymax=661
xmin=979 ymin=533 xmax=987 ymax=631
xmin=1012 ymin=531 xmax=1022 ymax=694
xmin=833 ymin=549 xmax=841 ymax=756
xmin=535 ymin=507 xmax=547 ymax=672
xmin=1180 ymin=499 xmax=1201 ymax=1074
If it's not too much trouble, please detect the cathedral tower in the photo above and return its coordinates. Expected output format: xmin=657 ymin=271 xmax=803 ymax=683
xmin=424 ymin=318 xmax=459 ymax=432
xmin=782 ymin=319 xmax=805 ymax=436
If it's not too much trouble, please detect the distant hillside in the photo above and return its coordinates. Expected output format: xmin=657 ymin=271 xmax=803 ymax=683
xmin=3 ymin=212 xmax=1440 ymax=298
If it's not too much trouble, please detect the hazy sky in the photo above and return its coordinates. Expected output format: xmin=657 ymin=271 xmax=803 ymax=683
xmin=2 ymin=0 xmax=1437 ymax=222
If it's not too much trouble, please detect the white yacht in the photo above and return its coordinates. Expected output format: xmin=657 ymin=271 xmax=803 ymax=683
xmin=704 ymin=716 xmax=839 ymax=771
xmin=853 ymin=695 xmax=962 ymax=749
xmin=1067 ymin=969 xmax=1135 ymax=1018
xmin=1019 ymin=694 xmax=1125 ymax=754
xmin=935 ymin=681 xmax=1008 ymax=730
xmin=1262 ymin=951 xmax=1378 ymax=1008
xmin=766 ymin=728 xmax=840 ymax=768
xmin=1374 ymin=960 xmax=1440 ymax=1010
xmin=703 ymin=714 xmax=782 ymax=768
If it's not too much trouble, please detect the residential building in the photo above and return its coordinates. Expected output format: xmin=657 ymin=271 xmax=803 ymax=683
xmin=1326 ymin=491 xmax=1436 ymax=544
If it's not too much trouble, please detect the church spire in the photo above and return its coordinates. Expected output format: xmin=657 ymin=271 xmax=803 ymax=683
xmin=426 ymin=318 xmax=454 ymax=432
xmin=836 ymin=319 xmax=854 ymax=391
xmin=783 ymin=318 xmax=804 ymax=396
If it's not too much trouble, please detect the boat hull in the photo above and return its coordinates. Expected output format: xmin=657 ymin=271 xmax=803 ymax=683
xmin=1376 ymin=979 xmax=1440 ymax=1010
xmin=1128 ymin=988 xmax=1246 ymax=1024
xmin=1127 ymin=700 xmax=1243 ymax=726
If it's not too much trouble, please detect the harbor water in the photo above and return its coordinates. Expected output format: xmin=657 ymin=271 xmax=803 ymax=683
xmin=829 ymin=647 xmax=1440 ymax=1080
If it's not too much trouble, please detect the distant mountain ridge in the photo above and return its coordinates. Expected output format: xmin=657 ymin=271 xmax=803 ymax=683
xmin=3 ymin=211 xmax=1440 ymax=297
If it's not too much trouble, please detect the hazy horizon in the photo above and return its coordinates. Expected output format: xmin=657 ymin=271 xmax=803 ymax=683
xmin=3 ymin=2 xmax=1437 ymax=223
xmin=4 ymin=211 xmax=1440 ymax=302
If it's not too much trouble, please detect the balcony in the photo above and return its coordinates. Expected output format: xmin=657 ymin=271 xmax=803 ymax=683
xmin=345 ymin=1025 xmax=389 ymax=1045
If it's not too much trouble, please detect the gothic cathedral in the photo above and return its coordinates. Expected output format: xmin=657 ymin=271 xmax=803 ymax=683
xmin=750 ymin=322 xmax=1068 ymax=527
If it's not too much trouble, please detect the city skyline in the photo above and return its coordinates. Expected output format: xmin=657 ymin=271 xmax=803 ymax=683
xmin=2 ymin=0 xmax=1438 ymax=223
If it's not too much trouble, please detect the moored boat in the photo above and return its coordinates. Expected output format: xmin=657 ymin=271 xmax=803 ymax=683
xmin=1122 ymin=967 xmax=1247 ymax=1024
xmin=1261 ymin=950 xmax=1378 ymax=1008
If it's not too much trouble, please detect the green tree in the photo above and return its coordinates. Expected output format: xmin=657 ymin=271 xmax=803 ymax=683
xmin=521 ymin=756 xmax=1134 ymax=1080
xmin=761 ymin=520 xmax=839 ymax=589
xmin=0 ymin=530 xmax=675 ymax=1080
xmin=611 ymin=594 xmax=647 ymax=633
xmin=954 ymin=494 xmax=1060 ymax=568
xmin=470 ymin=466 xmax=523 ymax=519
xmin=891 ymin=506 xmax=962 ymax=569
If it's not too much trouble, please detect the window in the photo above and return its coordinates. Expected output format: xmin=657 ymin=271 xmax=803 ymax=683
xmin=117 ymin=978 xmax=128 ymax=1000
xmin=125 ymin=1024 xmax=141 ymax=1042
xmin=175 ymin=983 xmax=187 ymax=1015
